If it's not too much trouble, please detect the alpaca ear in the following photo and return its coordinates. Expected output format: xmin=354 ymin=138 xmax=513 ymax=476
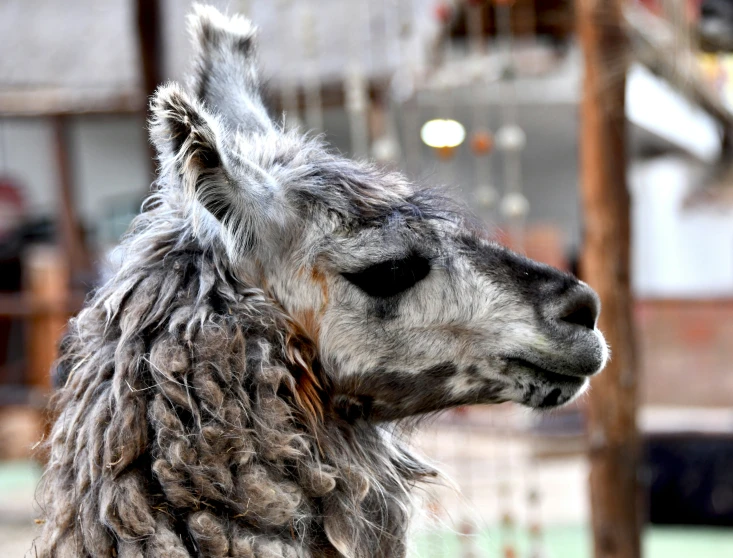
xmin=187 ymin=4 xmax=274 ymax=133
xmin=150 ymin=82 xmax=229 ymax=219
xmin=150 ymin=83 xmax=277 ymax=256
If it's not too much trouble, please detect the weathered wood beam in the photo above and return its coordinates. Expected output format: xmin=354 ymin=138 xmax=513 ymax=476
xmin=136 ymin=0 xmax=163 ymax=174
xmin=52 ymin=115 xmax=90 ymax=285
xmin=576 ymin=1 xmax=641 ymax=557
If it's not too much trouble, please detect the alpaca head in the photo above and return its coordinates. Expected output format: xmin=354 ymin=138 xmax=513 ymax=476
xmin=151 ymin=5 xmax=608 ymax=422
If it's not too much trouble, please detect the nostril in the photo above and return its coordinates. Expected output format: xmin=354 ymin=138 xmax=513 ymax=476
xmin=561 ymin=305 xmax=596 ymax=331
xmin=558 ymin=287 xmax=600 ymax=331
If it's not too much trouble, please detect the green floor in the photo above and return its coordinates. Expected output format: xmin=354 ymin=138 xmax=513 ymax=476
xmin=0 ymin=459 xmax=42 ymax=494
xmin=412 ymin=525 xmax=733 ymax=557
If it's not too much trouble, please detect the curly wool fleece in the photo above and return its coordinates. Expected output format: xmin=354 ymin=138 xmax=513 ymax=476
xmin=35 ymin=193 xmax=435 ymax=557
xmin=33 ymin=6 xmax=441 ymax=555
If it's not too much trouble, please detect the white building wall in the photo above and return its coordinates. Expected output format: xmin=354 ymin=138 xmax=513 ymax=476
xmin=0 ymin=116 xmax=150 ymax=237
xmin=0 ymin=119 xmax=57 ymax=216
xmin=631 ymin=155 xmax=733 ymax=298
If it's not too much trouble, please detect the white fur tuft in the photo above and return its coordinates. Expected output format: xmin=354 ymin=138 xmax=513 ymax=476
xmin=188 ymin=3 xmax=257 ymax=46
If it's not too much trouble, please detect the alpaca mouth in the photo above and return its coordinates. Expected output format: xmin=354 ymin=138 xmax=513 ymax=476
xmin=505 ymin=357 xmax=590 ymax=409
xmin=513 ymin=325 xmax=609 ymax=379
xmin=506 ymin=356 xmax=591 ymax=379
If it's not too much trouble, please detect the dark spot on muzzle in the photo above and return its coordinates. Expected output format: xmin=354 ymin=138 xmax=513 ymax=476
xmin=539 ymin=387 xmax=563 ymax=408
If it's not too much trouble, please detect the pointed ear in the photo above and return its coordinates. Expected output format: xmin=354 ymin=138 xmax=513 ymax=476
xmin=150 ymin=82 xmax=228 ymax=219
xmin=150 ymin=83 xmax=276 ymax=257
xmin=187 ymin=4 xmax=274 ymax=133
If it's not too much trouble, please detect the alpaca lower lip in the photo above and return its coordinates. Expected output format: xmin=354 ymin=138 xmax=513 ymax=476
xmin=506 ymin=357 xmax=588 ymax=384
xmin=507 ymin=329 xmax=607 ymax=377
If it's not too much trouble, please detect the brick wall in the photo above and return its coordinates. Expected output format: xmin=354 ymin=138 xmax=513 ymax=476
xmin=637 ymin=299 xmax=733 ymax=407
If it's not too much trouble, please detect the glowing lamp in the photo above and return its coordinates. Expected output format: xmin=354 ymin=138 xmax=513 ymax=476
xmin=420 ymin=119 xmax=466 ymax=149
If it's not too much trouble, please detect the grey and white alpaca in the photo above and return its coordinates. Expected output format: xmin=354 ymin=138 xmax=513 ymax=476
xmin=36 ymin=6 xmax=608 ymax=558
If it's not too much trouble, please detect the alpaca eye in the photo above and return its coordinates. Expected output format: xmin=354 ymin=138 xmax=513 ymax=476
xmin=342 ymin=254 xmax=430 ymax=298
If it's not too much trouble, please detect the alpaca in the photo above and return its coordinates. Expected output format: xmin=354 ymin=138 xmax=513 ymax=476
xmin=35 ymin=6 xmax=608 ymax=557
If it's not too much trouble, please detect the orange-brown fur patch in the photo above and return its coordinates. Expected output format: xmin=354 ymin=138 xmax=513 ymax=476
xmin=284 ymin=321 xmax=327 ymax=427
xmin=310 ymin=266 xmax=329 ymax=306
xmin=284 ymin=265 xmax=331 ymax=428
xmin=289 ymin=266 xmax=329 ymax=341
xmin=293 ymin=308 xmax=320 ymax=342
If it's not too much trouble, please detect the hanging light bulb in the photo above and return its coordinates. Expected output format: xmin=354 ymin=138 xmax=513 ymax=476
xmin=495 ymin=124 xmax=526 ymax=152
xmin=371 ymin=135 xmax=401 ymax=163
xmin=500 ymin=191 xmax=529 ymax=219
xmin=420 ymin=119 xmax=466 ymax=148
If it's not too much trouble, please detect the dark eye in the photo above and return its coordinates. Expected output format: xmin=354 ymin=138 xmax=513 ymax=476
xmin=342 ymin=253 xmax=431 ymax=298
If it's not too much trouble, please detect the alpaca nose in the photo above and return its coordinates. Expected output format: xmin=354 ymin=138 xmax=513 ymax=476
xmin=556 ymin=284 xmax=600 ymax=332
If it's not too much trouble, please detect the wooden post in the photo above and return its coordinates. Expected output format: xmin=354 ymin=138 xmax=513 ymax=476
xmin=136 ymin=0 xmax=163 ymax=174
xmin=52 ymin=115 xmax=89 ymax=285
xmin=576 ymin=1 xmax=641 ymax=558
xmin=136 ymin=0 xmax=163 ymax=101
xmin=25 ymin=246 xmax=68 ymax=392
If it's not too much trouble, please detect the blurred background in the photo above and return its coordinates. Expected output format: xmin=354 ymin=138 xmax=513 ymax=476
xmin=1 ymin=0 xmax=733 ymax=556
